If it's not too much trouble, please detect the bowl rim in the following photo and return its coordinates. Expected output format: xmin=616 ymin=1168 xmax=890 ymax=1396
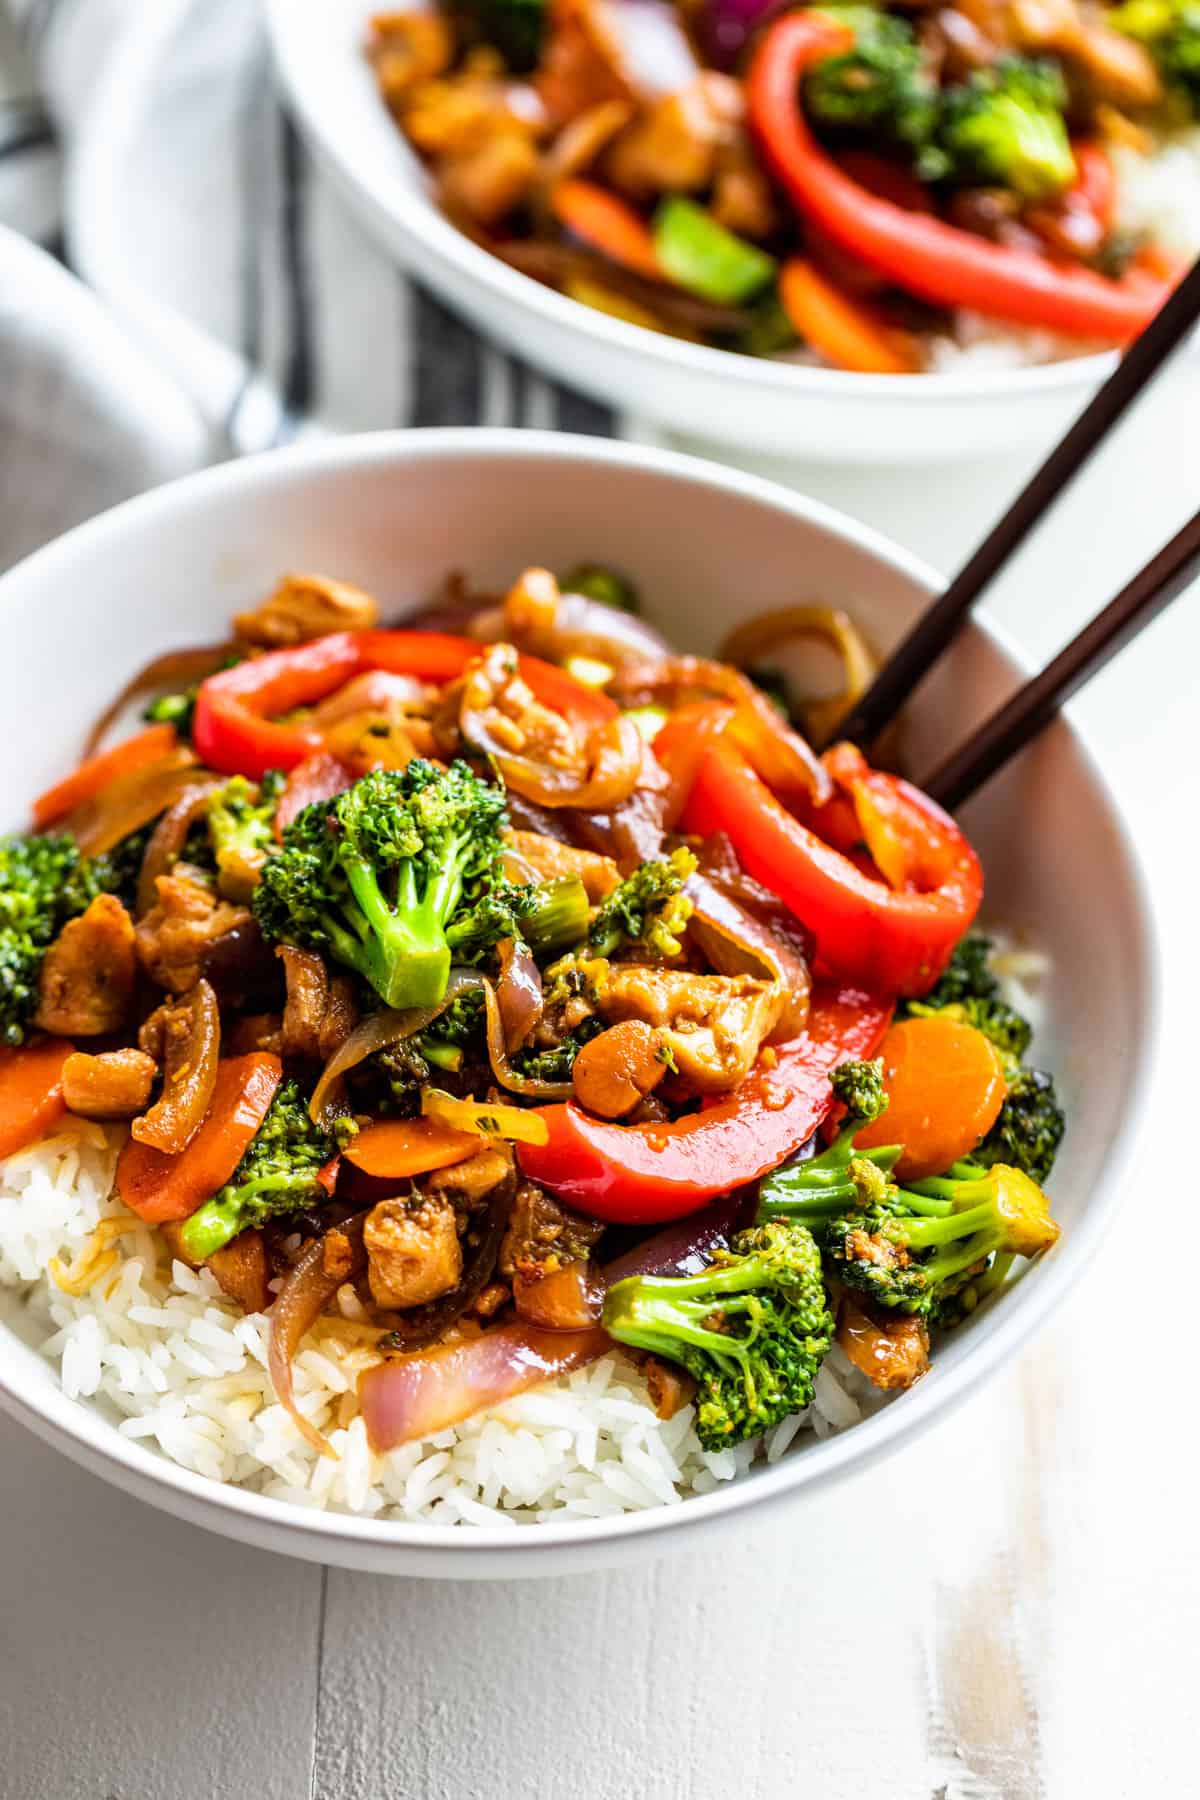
xmin=260 ymin=0 xmax=1123 ymax=409
xmin=0 ymin=428 xmax=1163 ymax=1565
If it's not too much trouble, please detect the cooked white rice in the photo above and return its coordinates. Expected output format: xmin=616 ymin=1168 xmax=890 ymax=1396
xmin=0 ymin=1122 xmax=876 ymax=1525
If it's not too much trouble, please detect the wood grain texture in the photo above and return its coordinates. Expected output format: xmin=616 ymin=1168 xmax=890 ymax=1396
xmin=0 ymin=1413 xmax=322 ymax=1800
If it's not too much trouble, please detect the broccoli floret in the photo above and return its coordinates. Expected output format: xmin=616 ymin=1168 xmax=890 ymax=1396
xmin=826 ymin=1158 xmax=1060 ymax=1319
xmin=974 ymin=1065 xmax=1065 ymax=1185
xmin=1111 ymin=0 xmax=1200 ymax=111
xmin=444 ymin=0 xmax=546 ymax=71
xmin=205 ymin=771 xmax=285 ymax=900
xmin=559 ymin=562 xmax=640 ymax=613
xmin=588 ymin=848 xmax=697 ymax=960
xmin=0 ymin=830 xmax=151 ymax=1045
xmin=925 ymin=57 xmax=1076 ymax=200
xmin=178 ymin=1080 xmax=335 ymax=1262
xmin=757 ymin=1057 xmax=900 ymax=1220
xmin=603 ymin=1219 xmax=835 ymax=1449
xmin=253 ymin=761 xmax=510 ymax=1011
xmin=805 ymin=5 xmax=939 ymax=155
xmin=514 ymin=1014 xmax=606 ymax=1084
xmin=144 ymin=689 xmax=197 ymax=736
xmin=919 ymin=931 xmax=999 ymax=1007
xmin=447 ymin=875 xmax=590 ymax=964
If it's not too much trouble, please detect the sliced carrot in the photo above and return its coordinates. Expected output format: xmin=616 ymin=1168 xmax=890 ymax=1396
xmin=778 ymin=258 xmax=919 ymax=376
xmin=33 ymin=724 xmax=179 ymax=830
xmin=854 ymin=1016 xmax=1007 ymax=1181
xmin=551 ymin=180 xmax=662 ymax=282
xmin=117 ymin=1053 xmax=282 ymax=1224
xmin=0 ymin=1039 xmax=75 ymax=1159
xmin=343 ymin=1117 xmax=480 ymax=1181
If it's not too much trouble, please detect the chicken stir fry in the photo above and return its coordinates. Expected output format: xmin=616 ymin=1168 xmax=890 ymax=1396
xmin=368 ymin=0 xmax=1191 ymax=369
xmin=0 ymin=561 xmax=1064 ymax=1461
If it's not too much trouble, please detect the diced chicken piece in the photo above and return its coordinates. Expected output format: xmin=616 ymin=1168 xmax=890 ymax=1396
xmin=439 ymin=127 xmax=541 ymax=225
xmin=836 ymin=1292 xmax=930 ymax=1392
xmin=364 ymin=1195 xmax=463 ymax=1310
xmin=595 ymin=966 xmax=786 ymax=1094
xmin=1009 ymin=0 xmax=1163 ymax=107
xmin=571 ymin=1018 xmax=669 ymax=1118
xmin=62 ymin=1048 xmax=157 ymax=1120
xmin=499 ymin=1178 xmax=603 ymax=1279
xmin=36 ymin=895 xmax=137 ymax=1036
xmin=425 ymin=1147 xmax=514 ymax=1209
xmin=512 ymin=1258 xmax=604 ymax=1328
xmin=161 ymin=1221 xmax=271 ymax=1315
xmin=234 ymin=572 xmax=380 ymax=648
xmin=134 ymin=871 xmax=255 ymax=995
xmin=226 ymin=1012 xmax=284 ymax=1055
xmin=605 ymin=78 xmax=735 ymax=199
xmin=507 ymin=829 xmax=619 ymax=899
xmin=277 ymin=945 xmax=359 ymax=1062
xmin=543 ymin=97 xmax=633 ymax=183
xmin=368 ymin=10 xmax=454 ymax=109
xmin=323 ymin=1228 xmax=359 ymax=1283
xmin=711 ymin=146 xmax=778 ymax=241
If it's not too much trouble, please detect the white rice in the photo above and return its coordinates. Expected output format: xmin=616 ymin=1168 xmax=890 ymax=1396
xmin=0 ymin=1124 xmax=875 ymax=1526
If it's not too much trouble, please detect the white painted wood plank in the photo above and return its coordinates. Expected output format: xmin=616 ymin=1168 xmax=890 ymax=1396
xmin=0 ymin=1411 xmax=323 ymax=1800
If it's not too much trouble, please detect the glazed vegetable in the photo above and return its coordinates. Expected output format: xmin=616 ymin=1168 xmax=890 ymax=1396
xmin=748 ymin=11 xmax=1171 ymax=341
xmin=443 ymin=874 xmax=591 ymax=963
xmin=683 ymin=736 xmax=982 ymax=997
xmin=803 ymin=4 xmax=937 ymax=155
xmin=117 ymin=1053 xmax=282 ymax=1224
xmin=652 ymin=197 xmax=777 ymax=304
xmin=903 ymin=933 xmax=1065 ymax=1183
xmin=550 ymin=180 xmax=663 ymax=280
xmin=824 ymin=1158 xmax=1060 ymax=1321
xmin=756 ymin=1056 xmax=901 ymax=1218
xmin=517 ymin=984 xmax=892 ymax=1222
xmin=778 ymin=258 xmax=919 ymax=375
xmin=1111 ymin=0 xmax=1200 ymax=109
xmin=253 ymin=761 xmax=510 ymax=1011
xmin=178 ymin=1079 xmax=337 ymax=1262
xmin=852 ymin=1015 xmax=1008 ymax=1181
xmin=343 ymin=1116 xmax=480 ymax=1178
xmin=205 ymin=771 xmax=287 ymax=901
xmin=603 ymin=1218 xmax=834 ymax=1449
xmin=930 ymin=58 xmax=1076 ymax=202
xmin=0 ymin=1038 xmax=74 ymax=1159
xmin=587 ymin=847 xmax=696 ymax=959
xmin=32 ymin=724 xmax=179 ymax=829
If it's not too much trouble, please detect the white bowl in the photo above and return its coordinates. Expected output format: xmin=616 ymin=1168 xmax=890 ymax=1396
xmin=264 ymin=0 xmax=1120 ymax=463
xmin=0 ymin=430 xmax=1158 ymax=1576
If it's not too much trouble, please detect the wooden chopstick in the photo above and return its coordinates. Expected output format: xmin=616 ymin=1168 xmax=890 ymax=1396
xmin=838 ymin=256 xmax=1200 ymax=749
xmin=922 ymin=506 xmax=1200 ymax=811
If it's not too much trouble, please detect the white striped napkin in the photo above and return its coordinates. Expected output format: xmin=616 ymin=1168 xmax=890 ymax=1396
xmin=0 ymin=0 xmax=615 ymax=570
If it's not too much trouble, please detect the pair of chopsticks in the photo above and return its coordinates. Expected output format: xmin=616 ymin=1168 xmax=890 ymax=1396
xmin=838 ymin=259 xmax=1200 ymax=810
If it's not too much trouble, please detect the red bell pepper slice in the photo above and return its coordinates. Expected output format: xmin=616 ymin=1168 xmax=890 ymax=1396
xmin=748 ymin=11 xmax=1172 ymax=342
xmin=192 ymin=630 xmax=617 ymax=779
xmin=517 ymin=985 xmax=892 ymax=1223
xmin=685 ymin=737 xmax=982 ymax=997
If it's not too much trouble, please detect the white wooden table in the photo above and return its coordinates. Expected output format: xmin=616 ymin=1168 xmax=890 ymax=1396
xmin=2 ymin=347 xmax=1197 ymax=1798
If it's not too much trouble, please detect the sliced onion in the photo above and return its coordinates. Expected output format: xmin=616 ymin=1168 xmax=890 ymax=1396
xmin=311 ymin=669 xmax=434 ymax=728
xmin=136 ymin=779 xmax=224 ymax=916
xmin=612 ymin=656 xmax=830 ymax=802
xmin=269 ymin=1213 xmax=368 ymax=1457
xmin=717 ymin=604 xmax=880 ymax=749
xmin=686 ymin=869 xmax=811 ymax=1042
xmin=585 ymin=0 xmax=700 ymax=98
xmin=358 ymin=1188 xmax=743 ymax=1448
xmin=373 ymin=1165 xmax=516 ymax=1352
xmin=131 ymin=979 xmax=221 ymax=1154
xmin=84 ymin=644 xmax=232 ymax=757
xmin=308 ymin=968 xmax=485 ymax=1125
xmin=485 ymin=713 xmax=644 ymax=811
xmin=275 ymin=752 xmax=355 ymax=840
xmin=480 ymin=977 xmax=573 ymax=1100
xmin=496 ymin=937 xmax=543 ymax=1052
xmin=62 ymin=748 xmax=202 ymax=857
xmin=702 ymin=0 xmax=783 ymax=70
